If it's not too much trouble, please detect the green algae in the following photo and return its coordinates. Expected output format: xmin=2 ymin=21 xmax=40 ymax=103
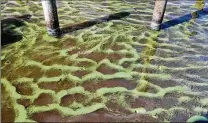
xmin=28 ymin=103 xmax=106 ymax=116
xmin=1 ymin=0 xmax=208 ymax=122
xmin=194 ymin=0 xmax=205 ymax=10
xmin=136 ymin=79 xmax=150 ymax=92
xmin=130 ymin=107 xmax=147 ymax=114
xmin=42 ymin=34 xmax=58 ymax=42
xmin=98 ymin=59 xmax=125 ymax=71
xmin=178 ymin=96 xmax=192 ymax=103
xmin=135 ymin=31 xmax=160 ymax=93
xmin=193 ymin=107 xmax=208 ymax=114
xmin=81 ymin=71 xmax=132 ymax=82
xmin=1 ymin=79 xmax=28 ymax=122
xmin=200 ymin=98 xmax=208 ymax=106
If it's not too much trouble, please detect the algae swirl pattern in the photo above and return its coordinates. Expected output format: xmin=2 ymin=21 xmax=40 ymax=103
xmin=1 ymin=0 xmax=208 ymax=122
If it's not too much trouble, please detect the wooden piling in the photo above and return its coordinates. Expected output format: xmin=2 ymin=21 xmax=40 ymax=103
xmin=41 ymin=0 xmax=60 ymax=37
xmin=151 ymin=0 xmax=168 ymax=30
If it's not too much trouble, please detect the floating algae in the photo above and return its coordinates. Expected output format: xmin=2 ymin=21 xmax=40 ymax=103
xmin=136 ymin=31 xmax=159 ymax=93
xmin=194 ymin=0 xmax=205 ymax=10
xmin=1 ymin=0 xmax=208 ymax=122
xmin=136 ymin=79 xmax=150 ymax=92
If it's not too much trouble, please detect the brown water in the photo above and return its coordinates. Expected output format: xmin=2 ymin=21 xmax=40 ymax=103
xmin=1 ymin=0 xmax=208 ymax=122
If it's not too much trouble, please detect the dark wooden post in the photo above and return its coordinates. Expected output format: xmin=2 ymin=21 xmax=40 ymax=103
xmin=151 ymin=0 xmax=168 ymax=30
xmin=41 ymin=0 xmax=60 ymax=37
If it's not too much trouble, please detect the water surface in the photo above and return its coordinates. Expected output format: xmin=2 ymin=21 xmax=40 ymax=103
xmin=1 ymin=0 xmax=208 ymax=122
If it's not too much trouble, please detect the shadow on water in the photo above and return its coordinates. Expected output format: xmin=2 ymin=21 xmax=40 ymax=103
xmin=160 ymin=7 xmax=208 ymax=30
xmin=1 ymin=14 xmax=32 ymax=46
xmin=61 ymin=11 xmax=130 ymax=34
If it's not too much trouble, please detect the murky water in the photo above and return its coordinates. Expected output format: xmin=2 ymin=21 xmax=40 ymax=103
xmin=1 ymin=0 xmax=208 ymax=122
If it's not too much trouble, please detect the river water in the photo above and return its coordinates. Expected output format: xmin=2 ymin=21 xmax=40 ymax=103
xmin=1 ymin=0 xmax=208 ymax=122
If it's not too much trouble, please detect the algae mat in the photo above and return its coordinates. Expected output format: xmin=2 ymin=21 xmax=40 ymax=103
xmin=1 ymin=0 xmax=208 ymax=122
